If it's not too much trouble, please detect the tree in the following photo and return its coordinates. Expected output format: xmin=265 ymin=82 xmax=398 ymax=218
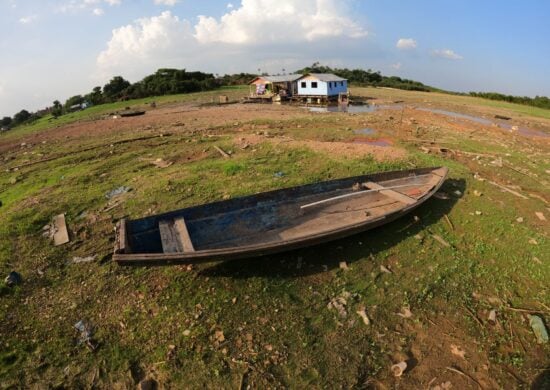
xmin=1 ymin=116 xmax=12 ymax=127
xmin=103 ymin=76 xmax=131 ymax=101
xmin=51 ymin=100 xmax=63 ymax=118
xmin=64 ymin=95 xmax=84 ymax=110
xmin=85 ymin=86 xmax=103 ymax=105
xmin=13 ymin=109 xmax=31 ymax=125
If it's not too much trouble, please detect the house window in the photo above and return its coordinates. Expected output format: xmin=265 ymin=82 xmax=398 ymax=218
xmin=312 ymin=82 xmax=318 ymax=88
xmin=340 ymin=81 xmax=344 ymax=87
xmin=301 ymin=81 xmax=306 ymax=88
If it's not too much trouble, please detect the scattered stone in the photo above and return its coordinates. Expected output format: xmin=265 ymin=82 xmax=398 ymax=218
xmin=183 ymin=329 xmax=191 ymax=336
xmin=516 ymin=217 xmax=524 ymax=223
xmin=232 ymin=297 xmax=237 ymax=304
xmin=473 ymin=190 xmax=482 ymax=197
xmin=431 ymin=381 xmax=452 ymax=390
xmin=356 ymin=307 xmax=370 ymax=326
xmin=533 ymin=257 xmax=542 ymax=265
xmin=4 ymin=271 xmax=22 ymax=287
xmin=450 ymin=344 xmax=466 ymax=359
xmin=273 ymin=171 xmax=285 ymax=178
xmin=391 ymin=361 xmax=407 ymax=377
xmin=535 ymin=212 xmax=546 ymax=221
xmin=528 ymin=238 xmax=538 ymax=245
xmin=214 ymin=329 xmax=225 ymax=344
xmin=339 ymin=261 xmax=349 ymax=271
xmin=475 ymin=210 xmax=482 ymax=216
xmin=380 ymin=265 xmax=392 ymax=274
xmin=529 ymin=315 xmax=549 ymax=344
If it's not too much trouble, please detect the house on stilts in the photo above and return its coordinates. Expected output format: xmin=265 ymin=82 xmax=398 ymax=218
xmin=295 ymin=73 xmax=349 ymax=104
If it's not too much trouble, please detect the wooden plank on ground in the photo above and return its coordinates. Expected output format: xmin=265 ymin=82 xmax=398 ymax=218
xmin=159 ymin=220 xmax=182 ymax=253
xmin=115 ymin=219 xmax=127 ymax=254
xmin=364 ymin=181 xmax=417 ymax=205
xmin=174 ymin=217 xmax=195 ymax=252
xmin=53 ymin=214 xmax=70 ymax=246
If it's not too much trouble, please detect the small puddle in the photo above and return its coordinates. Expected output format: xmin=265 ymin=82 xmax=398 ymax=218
xmin=306 ymin=104 xmax=377 ymax=113
xmin=351 ymin=137 xmax=392 ymax=147
xmin=353 ymin=128 xmax=377 ymax=135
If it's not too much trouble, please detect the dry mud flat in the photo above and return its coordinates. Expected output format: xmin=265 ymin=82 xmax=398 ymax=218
xmin=0 ymin=93 xmax=549 ymax=388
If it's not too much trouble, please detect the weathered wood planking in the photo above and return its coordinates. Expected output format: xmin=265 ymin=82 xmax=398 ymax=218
xmin=159 ymin=220 xmax=182 ymax=253
xmin=53 ymin=214 xmax=70 ymax=246
xmin=364 ymin=182 xmax=417 ymax=205
xmin=174 ymin=217 xmax=195 ymax=252
xmin=115 ymin=219 xmax=128 ymax=254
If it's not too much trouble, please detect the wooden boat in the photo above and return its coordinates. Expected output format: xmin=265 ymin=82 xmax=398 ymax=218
xmin=114 ymin=167 xmax=448 ymax=265
xmin=118 ymin=110 xmax=145 ymax=117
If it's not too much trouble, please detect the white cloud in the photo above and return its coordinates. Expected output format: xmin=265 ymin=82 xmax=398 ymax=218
xmin=59 ymin=0 xmax=119 ymax=13
xmin=104 ymin=0 xmax=121 ymax=5
xmin=194 ymin=0 xmax=367 ymax=44
xmin=396 ymin=38 xmax=416 ymax=50
xmin=432 ymin=49 xmax=463 ymax=60
xmin=227 ymin=3 xmax=234 ymax=8
xmin=93 ymin=8 xmax=104 ymax=15
xmin=19 ymin=15 xmax=37 ymax=24
xmin=154 ymin=0 xmax=179 ymax=5
xmin=391 ymin=62 xmax=402 ymax=70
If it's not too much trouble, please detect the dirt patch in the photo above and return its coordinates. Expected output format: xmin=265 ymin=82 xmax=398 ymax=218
xmin=236 ymin=134 xmax=407 ymax=161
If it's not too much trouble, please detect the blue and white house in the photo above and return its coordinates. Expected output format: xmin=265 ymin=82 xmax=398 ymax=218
xmin=296 ymin=73 xmax=348 ymax=99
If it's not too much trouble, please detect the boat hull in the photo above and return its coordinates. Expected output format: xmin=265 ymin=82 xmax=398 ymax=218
xmin=114 ymin=167 xmax=448 ymax=265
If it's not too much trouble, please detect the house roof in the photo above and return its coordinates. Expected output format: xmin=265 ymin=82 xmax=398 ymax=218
xmin=249 ymin=74 xmax=303 ymax=84
xmin=300 ymin=73 xmax=347 ymax=82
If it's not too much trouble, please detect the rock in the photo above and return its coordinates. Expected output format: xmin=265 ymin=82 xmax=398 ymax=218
xmin=4 ymin=271 xmax=22 ymax=287
xmin=475 ymin=210 xmax=482 ymax=215
xmin=397 ymin=307 xmax=413 ymax=318
xmin=380 ymin=265 xmax=392 ymax=274
xmin=516 ymin=217 xmax=524 ymax=223
xmin=473 ymin=190 xmax=482 ymax=197
xmin=488 ymin=309 xmax=497 ymax=325
xmin=183 ymin=329 xmax=191 ymax=336
xmin=535 ymin=212 xmax=546 ymax=221
xmin=450 ymin=344 xmax=466 ymax=359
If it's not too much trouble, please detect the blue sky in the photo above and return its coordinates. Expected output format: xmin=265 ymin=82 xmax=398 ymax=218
xmin=1 ymin=0 xmax=549 ymax=117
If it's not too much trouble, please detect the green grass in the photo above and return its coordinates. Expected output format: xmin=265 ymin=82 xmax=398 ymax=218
xmin=0 ymin=88 xmax=548 ymax=388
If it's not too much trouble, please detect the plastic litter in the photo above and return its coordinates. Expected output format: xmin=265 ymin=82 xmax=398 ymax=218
xmin=74 ymin=320 xmax=98 ymax=351
xmin=105 ymin=186 xmax=131 ymax=199
xmin=4 ymin=271 xmax=22 ymax=287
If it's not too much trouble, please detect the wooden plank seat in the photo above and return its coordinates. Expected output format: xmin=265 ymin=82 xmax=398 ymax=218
xmin=159 ymin=217 xmax=195 ymax=253
xmin=363 ymin=181 xmax=417 ymax=205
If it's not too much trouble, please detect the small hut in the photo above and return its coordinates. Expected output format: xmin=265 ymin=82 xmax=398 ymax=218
xmin=248 ymin=74 xmax=302 ymax=102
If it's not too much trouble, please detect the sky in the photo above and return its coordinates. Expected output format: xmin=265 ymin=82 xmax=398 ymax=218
xmin=1 ymin=0 xmax=549 ymax=117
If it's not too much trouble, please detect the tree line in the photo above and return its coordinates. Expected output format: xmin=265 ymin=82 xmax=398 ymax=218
xmin=295 ymin=63 xmax=437 ymax=92
xmin=468 ymin=91 xmax=550 ymax=110
xmin=2 ymin=68 xmax=219 ymax=130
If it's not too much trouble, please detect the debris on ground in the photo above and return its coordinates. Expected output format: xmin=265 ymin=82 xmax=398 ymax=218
xmin=43 ymin=214 xmax=70 ymax=246
xmin=529 ymin=315 xmax=549 ymax=344
xmin=213 ymin=329 xmax=225 ymax=345
xmin=488 ymin=309 xmax=497 ymax=325
xmin=391 ymin=361 xmax=407 ymax=377
xmin=74 ymin=320 xmax=97 ymax=351
xmin=488 ymin=180 xmax=528 ymax=199
xmin=328 ymin=292 xmax=351 ymax=319
xmin=71 ymin=255 xmax=97 ymax=264
xmin=339 ymin=261 xmax=350 ymax=271
xmin=473 ymin=190 xmax=483 ymax=197
xmin=214 ymin=145 xmax=230 ymax=158
xmin=151 ymin=158 xmax=173 ymax=168
xmin=430 ymin=381 xmax=452 ymax=390
xmin=273 ymin=171 xmax=285 ymax=178
xmin=450 ymin=344 xmax=466 ymax=359
xmin=105 ymin=186 xmax=131 ymax=199
xmin=535 ymin=212 xmax=546 ymax=221
xmin=356 ymin=307 xmax=370 ymax=326
xmin=434 ymin=191 xmax=450 ymax=200
xmin=4 ymin=271 xmax=22 ymax=287
xmin=432 ymin=234 xmax=451 ymax=248
xmin=516 ymin=217 xmax=524 ymax=223
xmin=397 ymin=307 xmax=413 ymax=318
xmin=380 ymin=264 xmax=392 ymax=274
xmin=475 ymin=210 xmax=482 ymax=216
xmin=528 ymin=238 xmax=538 ymax=245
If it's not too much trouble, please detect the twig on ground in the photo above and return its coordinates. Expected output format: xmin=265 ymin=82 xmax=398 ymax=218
xmin=445 ymin=366 xmax=483 ymax=389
